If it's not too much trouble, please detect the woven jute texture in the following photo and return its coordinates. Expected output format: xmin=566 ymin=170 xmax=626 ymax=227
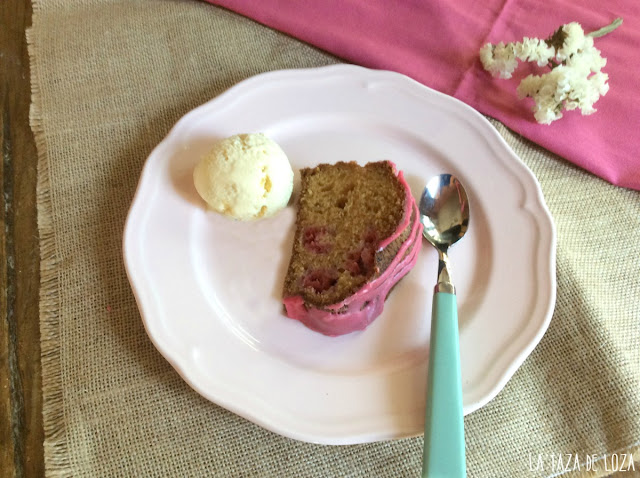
xmin=28 ymin=1 xmax=640 ymax=476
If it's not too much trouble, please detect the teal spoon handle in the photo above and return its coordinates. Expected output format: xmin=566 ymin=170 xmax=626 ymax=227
xmin=422 ymin=292 xmax=466 ymax=478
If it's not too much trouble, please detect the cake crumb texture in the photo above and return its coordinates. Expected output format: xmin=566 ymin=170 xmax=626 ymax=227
xmin=283 ymin=161 xmax=406 ymax=307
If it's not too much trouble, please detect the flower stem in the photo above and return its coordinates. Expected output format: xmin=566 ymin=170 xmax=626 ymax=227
xmin=588 ymin=18 xmax=623 ymax=38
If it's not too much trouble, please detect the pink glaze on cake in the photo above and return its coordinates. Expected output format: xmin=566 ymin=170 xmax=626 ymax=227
xmin=376 ymin=166 xmax=413 ymax=251
xmin=283 ymin=164 xmax=422 ymax=336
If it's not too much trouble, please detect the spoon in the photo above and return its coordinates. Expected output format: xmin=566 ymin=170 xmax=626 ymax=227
xmin=419 ymin=174 xmax=470 ymax=478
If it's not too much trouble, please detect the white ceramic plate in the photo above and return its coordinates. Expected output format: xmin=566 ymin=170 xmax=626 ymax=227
xmin=123 ymin=65 xmax=556 ymax=445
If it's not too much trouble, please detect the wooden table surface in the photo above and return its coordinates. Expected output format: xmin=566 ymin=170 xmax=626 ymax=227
xmin=1 ymin=0 xmax=44 ymax=476
xmin=0 ymin=2 xmax=636 ymax=478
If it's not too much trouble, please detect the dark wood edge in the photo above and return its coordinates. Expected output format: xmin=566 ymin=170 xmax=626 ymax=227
xmin=1 ymin=0 xmax=44 ymax=476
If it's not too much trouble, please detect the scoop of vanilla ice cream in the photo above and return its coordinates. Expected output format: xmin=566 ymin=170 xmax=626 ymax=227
xmin=193 ymin=133 xmax=293 ymax=220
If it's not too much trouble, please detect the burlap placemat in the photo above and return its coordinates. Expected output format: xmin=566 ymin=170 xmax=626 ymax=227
xmin=28 ymin=1 xmax=640 ymax=476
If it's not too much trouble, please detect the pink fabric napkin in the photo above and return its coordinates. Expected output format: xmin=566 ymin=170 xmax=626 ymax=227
xmin=207 ymin=0 xmax=640 ymax=190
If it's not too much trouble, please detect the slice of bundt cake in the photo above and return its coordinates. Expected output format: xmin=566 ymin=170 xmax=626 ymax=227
xmin=283 ymin=161 xmax=422 ymax=336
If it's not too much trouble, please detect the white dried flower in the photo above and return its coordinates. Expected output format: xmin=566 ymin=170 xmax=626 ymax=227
xmin=556 ymin=22 xmax=586 ymax=61
xmin=479 ymin=42 xmax=518 ymax=79
xmin=514 ymin=37 xmax=555 ymax=66
xmin=518 ymin=69 xmax=566 ymax=124
xmin=479 ymin=18 xmax=620 ymax=124
xmin=516 ymin=64 xmax=610 ymax=124
xmin=566 ymin=39 xmax=606 ymax=73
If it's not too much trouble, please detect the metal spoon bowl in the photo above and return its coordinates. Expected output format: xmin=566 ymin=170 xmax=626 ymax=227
xmin=420 ymin=175 xmax=470 ymax=251
xmin=419 ymin=174 xmax=470 ymax=478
